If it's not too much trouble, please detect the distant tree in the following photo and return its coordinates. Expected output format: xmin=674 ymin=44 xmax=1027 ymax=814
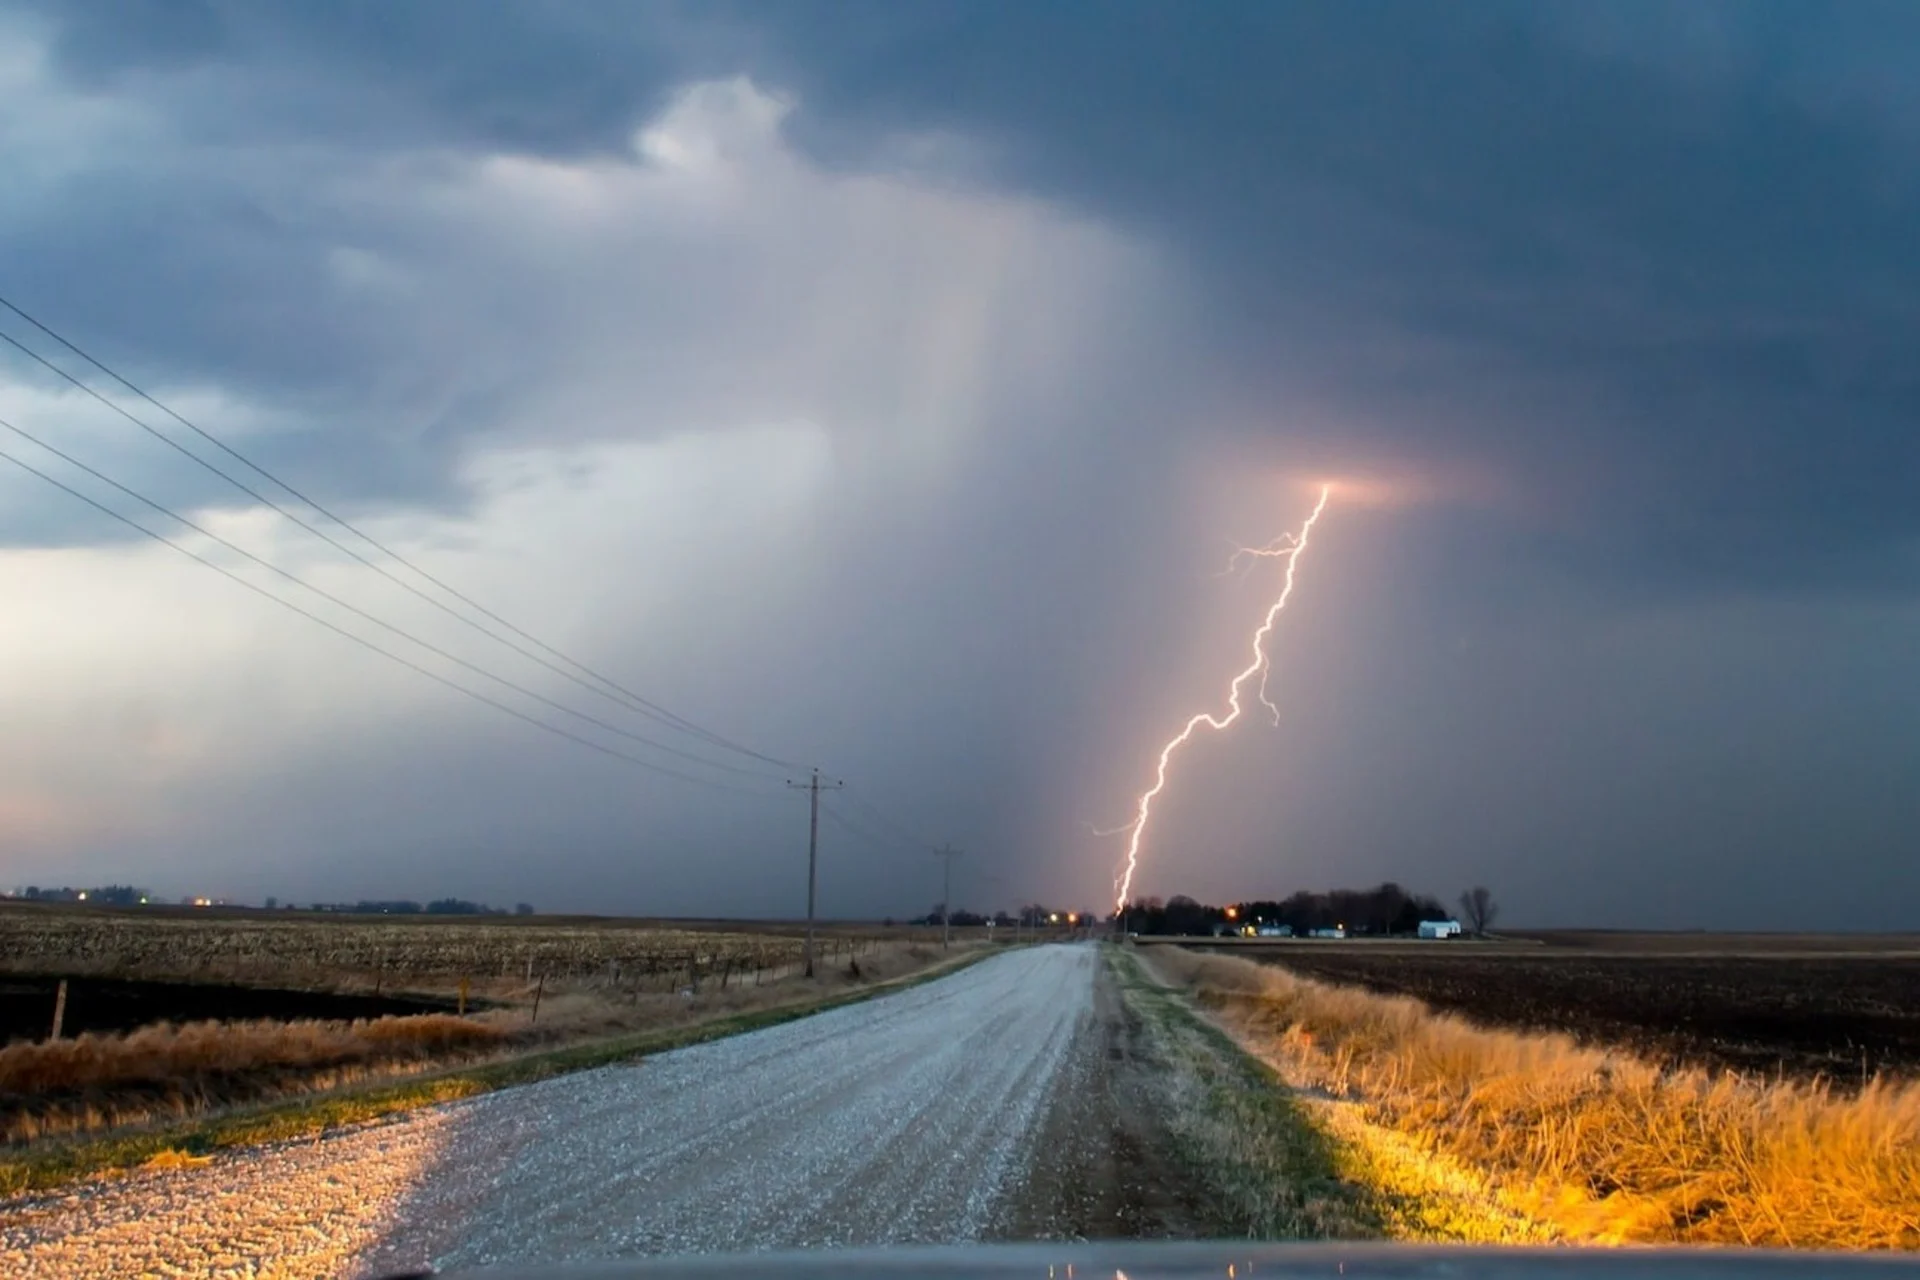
xmin=264 ymin=896 xmax=278 ymax=910
xmin=515 ymin=902 xmax=535 ymax=916
xmin=1458 ymin=886 xmax=1499 ymax=936
xmin=1163 ymin=894 xmax=1209 ymax=936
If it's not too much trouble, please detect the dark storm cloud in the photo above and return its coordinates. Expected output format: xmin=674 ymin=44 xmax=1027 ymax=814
xmin=19 ymin=0 xmax=1917 ymax=587
xmin=716 ymin=0 xmax=1920 ymax=592
xmin=25 ymin=0 xmax=685 ymax=153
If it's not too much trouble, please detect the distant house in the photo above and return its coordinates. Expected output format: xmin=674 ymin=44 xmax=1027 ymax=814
xmin=1255 ymin=923 xmax=1292 ymax=938
xmin=1309 ymin=926 xmax=1346 ymax=939
xmin=1418 ymin=919 xmax=1463 ymax=939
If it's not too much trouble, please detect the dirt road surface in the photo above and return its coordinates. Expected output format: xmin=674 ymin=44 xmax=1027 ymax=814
xmin=3 ymin=943 xmax=1206 ymax=1277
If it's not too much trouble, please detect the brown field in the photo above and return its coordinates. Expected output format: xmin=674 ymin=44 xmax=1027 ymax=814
xmin=0 ymin=902 xmax=870 ymax=992
xmin=1164 ymin=932 xmax=1920 ymax=1084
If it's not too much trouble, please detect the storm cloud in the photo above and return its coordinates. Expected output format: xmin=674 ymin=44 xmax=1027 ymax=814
xmin=1 ymin=1 xmax=1915 ymax=926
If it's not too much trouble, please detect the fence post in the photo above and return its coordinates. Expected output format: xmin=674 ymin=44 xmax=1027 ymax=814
xmin=458 ymin=976 xmax=469 ymax=1017
xmin=49 ymin=978 xmax=67 ymax=1041
xmin=531 ymin=972 xmax=545 ymax=1024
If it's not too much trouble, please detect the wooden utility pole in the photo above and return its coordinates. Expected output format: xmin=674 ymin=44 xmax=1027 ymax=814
xmin=933 ymin=845 xmax=963 ymax=948
xmin=788 ymin=769 xmax=843 ymax=976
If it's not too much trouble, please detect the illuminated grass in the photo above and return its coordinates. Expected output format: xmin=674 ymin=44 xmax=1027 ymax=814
xmin=1145 ymin=946 xmax=1920 ymax=1250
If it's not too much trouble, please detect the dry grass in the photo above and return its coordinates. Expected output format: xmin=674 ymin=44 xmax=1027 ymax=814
xmin=0 ymin=1014 xmax=509 ymax=1142
xmin=1144 ymin=946 xmax=1920 ymax=1250
xmin=0 ymin=1014 xmax=504 ymax=1094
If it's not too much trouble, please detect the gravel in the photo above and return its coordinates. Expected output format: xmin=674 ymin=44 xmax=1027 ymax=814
xmin=2 ymin=944 xmax=1096 ymax=1278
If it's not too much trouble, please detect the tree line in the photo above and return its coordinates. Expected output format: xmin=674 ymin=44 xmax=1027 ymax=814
xmin=896 ymin=903 xmax=1101 ymax=928
xmin=1123 ymin=882 xmax=1500 ymax=937
xmin=2 ymin=887 xmax=538 ymax=916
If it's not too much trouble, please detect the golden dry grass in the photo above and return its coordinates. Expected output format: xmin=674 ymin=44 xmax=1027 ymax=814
xmin=1144 ymin=947 xmax=1920 ymax=1250
xmin=0 ymin=1014 xmax=505 ymax=1095
xmin=0 ymin=1014 xmax=508 ymax=1142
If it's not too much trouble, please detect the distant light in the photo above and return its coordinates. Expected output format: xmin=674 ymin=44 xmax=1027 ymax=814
xmin=139 ymin=897 xmax=148 ymax=905
xmin=1225 ymin=906 xmax=1238 ymax=920
xmin=1067 ymin=912 xmax=1079 ymax=924
xmin=1049 ymin=913 xmax=1059 ymax=923
xmin=76 ymin=891 xmax=87 ymax=901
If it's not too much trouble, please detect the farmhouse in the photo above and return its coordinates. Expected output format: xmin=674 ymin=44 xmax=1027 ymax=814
xmin=1418 ymin=919 xmax=1463 ymax=939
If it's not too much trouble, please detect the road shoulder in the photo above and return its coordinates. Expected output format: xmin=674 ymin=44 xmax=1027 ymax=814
xmin=1131 ymin=944 xmax=1554 ymax=1244
xmin=993 ymin=943 xmax=1384 ymax=1241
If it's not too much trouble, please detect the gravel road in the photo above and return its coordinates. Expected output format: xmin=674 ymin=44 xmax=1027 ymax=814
xmin=3 ymin=944 xmax=1100 ymax=1278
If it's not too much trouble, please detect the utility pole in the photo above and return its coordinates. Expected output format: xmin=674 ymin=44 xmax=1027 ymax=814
xmin=788 ymin=769 xmax=843 ymax=977
xmin=933 ymin=845 xmax=962 ymax=948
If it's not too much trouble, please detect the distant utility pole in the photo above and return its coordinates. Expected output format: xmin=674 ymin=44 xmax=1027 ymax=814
xmin=788 ymin=768 xmax=844 ymax=977
xmin=933 ymin=845 xmax=963 ymax=948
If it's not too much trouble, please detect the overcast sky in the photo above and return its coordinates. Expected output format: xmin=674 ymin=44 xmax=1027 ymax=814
xmin=2 ymin=1 xmax=1916 ymax=927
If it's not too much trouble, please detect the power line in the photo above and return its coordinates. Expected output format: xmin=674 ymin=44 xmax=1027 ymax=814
xmin=0 ymin=414 xmax=782 ymax=783
xmin=837 ymin=791 xmax=941 ymax=852
xmin=0 ymin=437 xmax=789 ymax=798
xmin=818 ymin=798 xmax=917 ymax=857
xmin=0 ymin=295 xmax=805 ymax=772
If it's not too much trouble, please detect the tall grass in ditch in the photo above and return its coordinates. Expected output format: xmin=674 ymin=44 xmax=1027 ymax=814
xmin=0 ymin=1015 xmax=507 ymax=1142
xmin=1148 ymin=948 xmax=1920 ymax=1250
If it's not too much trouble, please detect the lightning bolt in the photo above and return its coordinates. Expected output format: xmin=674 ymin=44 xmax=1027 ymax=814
xmin=1111 ymin=483 xmax=1332 ymax=911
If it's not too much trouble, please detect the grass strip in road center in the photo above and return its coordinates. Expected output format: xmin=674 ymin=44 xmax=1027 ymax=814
xmin=0 ymin=946 xmax=1003 ymax=1199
